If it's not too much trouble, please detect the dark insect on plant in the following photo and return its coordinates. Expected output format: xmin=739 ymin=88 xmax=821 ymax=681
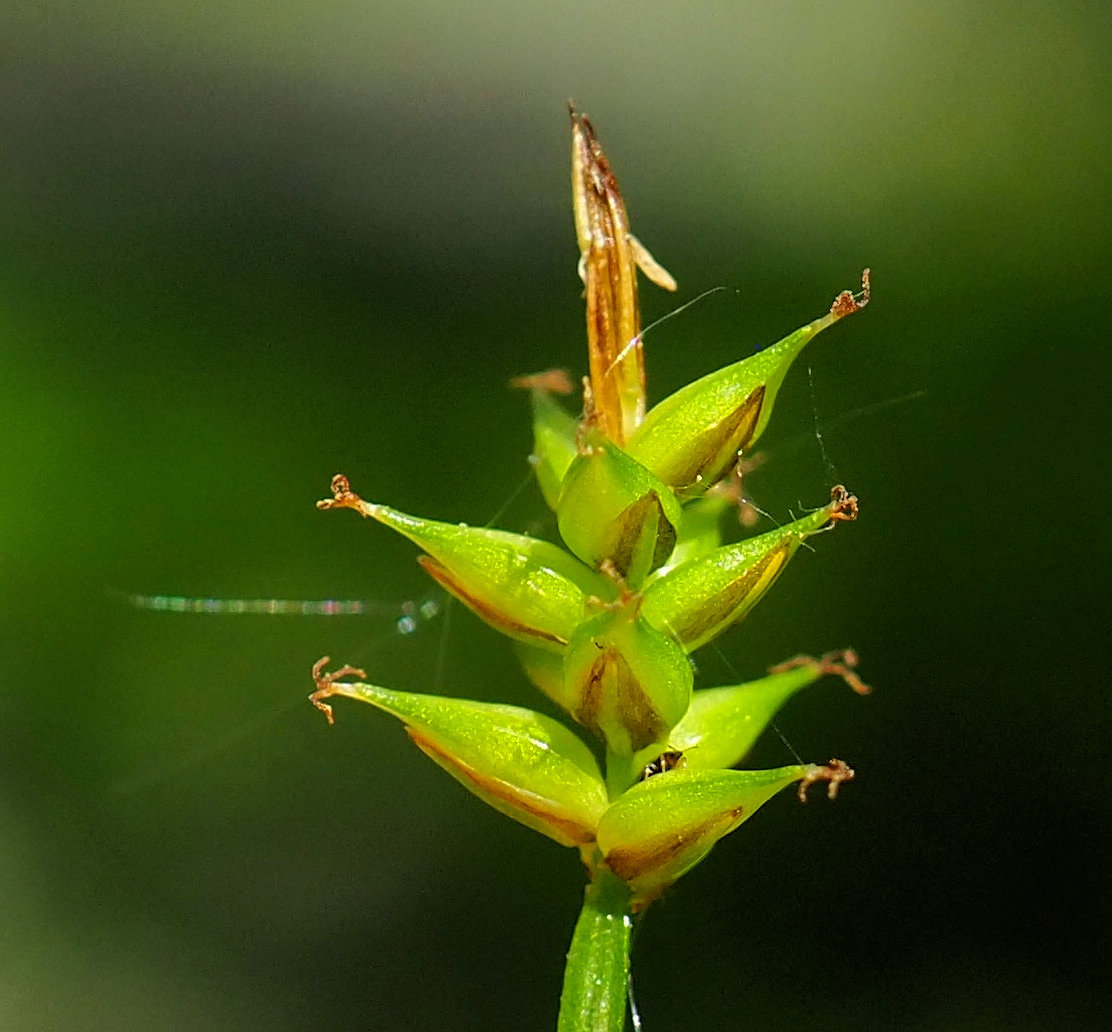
xmin=309 ymin=105 xmax=871 ymax=1032
xmin=638 ymin=750 xmax=686 ymax=781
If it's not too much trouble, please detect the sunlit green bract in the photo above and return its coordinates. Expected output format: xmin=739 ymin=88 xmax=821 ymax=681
xmin=309 ymin=107 xmax=870 ymax=1032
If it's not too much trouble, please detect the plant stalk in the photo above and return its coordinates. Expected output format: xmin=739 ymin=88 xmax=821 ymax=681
xmin=558 ymin=867 xmax=634 ymax=1032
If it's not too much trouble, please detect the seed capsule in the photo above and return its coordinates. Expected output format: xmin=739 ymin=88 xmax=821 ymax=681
xmin=626 ymin=274 xmax=870 ymax=498
xmin=310 ymin=659 xmax=608 ymax=847
xmin=562 ymin=601 xmax=693 ymax=756
xmin=319 ymin=475 xmax=613 ymax=647
xmin=597 ymin=765 xmax=810 ymax=908
xmin=641 ymin=487 xmax=858 ymax=651
xmin=557 ymin=430 xmax=683 ymax=588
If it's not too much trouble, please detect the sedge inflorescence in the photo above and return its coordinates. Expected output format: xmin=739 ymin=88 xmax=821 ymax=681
xmin=309 ymin=106 xmax=870 ymax=911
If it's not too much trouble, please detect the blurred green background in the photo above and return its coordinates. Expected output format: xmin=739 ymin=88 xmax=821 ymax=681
xmin=3 ymin=3 xmax=1109 ymax=1030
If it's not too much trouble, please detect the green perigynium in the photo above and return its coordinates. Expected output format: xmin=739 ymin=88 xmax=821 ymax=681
xmin=310 ymin=106 xmax=870 ymax=1030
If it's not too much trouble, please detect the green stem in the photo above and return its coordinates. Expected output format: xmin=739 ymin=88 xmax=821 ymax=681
xmin=558 ymin=868 xmax=634 ymax=1032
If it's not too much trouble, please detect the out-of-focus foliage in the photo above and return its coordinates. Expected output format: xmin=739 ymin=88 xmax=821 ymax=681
xmin=2 ymin=3 xmax=1109 ymax=1030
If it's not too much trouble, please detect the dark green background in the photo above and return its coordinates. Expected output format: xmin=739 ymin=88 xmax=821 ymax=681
xmin=3 ymin=3 xmax=1109 ymax=1030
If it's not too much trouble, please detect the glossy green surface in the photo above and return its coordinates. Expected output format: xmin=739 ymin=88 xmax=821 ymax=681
xmin=556 ymin=433 xmax=683 ymax=587
xmin=670 ymin=665 xmax=828 ymax=772
xmin=561 ymin=606 xmax=693 ymax=759
xmin=558 ymin=870 xmax=633 ymax=1032
xmin=368 ymin=503 xmax=610 ymax=646
xmin=596 ymin=766 xmax=804 ymax=906
xmin=641 ymin=503 xmax=835 ymax=650
xmin=325 ymin=679 xmax=608 ymax=845
xmin=529 ymin=391 xmax=581 ymax=510
xmin=627 ymin=313 xmax=836 ymax=496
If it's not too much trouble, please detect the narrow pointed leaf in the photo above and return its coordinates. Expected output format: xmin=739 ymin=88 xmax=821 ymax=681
xmin=571 ymin=106 xmax=675 ymax=444
xmin=321 ymin=678 xmax=608 ymax=846
xmin=641 ymin=487 xmax=857 ymax=651
xmin=572 ymin=107 xmax=642 ymax=444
